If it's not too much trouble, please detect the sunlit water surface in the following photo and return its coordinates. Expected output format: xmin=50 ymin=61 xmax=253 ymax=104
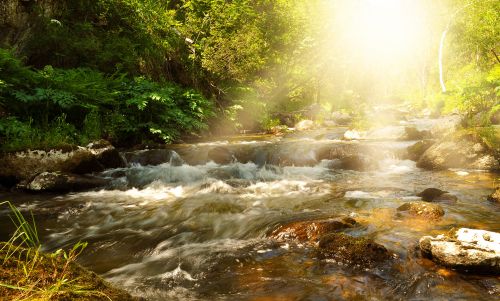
xmin=1 ymin=123 xmax=499 ymax=300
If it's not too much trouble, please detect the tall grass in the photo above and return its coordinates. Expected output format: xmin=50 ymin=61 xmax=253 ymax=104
xmin=0 ymin=201 xmax=110 ymax=301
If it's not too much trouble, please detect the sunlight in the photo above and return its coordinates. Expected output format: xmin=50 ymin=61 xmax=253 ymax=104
xmin=337 ymin=0 xmax=428 ymax=67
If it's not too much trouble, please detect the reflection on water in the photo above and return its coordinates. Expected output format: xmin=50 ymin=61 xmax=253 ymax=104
xmin=0 ymin=127 xmax=499 ymax=300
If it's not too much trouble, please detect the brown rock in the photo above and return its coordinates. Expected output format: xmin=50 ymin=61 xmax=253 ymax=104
xmin=397 ymin=202 xmax=445 ymax=220
xmin=269 ymin=217 xmax=357 ymax=244
xmin=318 ymin=233 xmax=391 ymax=267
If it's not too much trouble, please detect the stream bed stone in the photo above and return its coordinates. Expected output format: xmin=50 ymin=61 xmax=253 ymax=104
xmin=419 ymin=228 xmax=500 ymax=274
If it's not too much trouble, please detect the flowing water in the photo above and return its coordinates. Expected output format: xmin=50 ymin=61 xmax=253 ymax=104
xmin=1 ymin=120 xmax=499 ymax=300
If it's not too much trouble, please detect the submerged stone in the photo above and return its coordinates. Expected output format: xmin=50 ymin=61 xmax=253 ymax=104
xmin=318 ymin=233 xmax=391 ymax=267
xmin=397 ymin=201 xmax=445 ymax=220
xmin=417 ymin=188 xmax=449 ymax=202
xmin=419 ymin=228 xmax=500 ymax=274
xmin=269 ymin=217 xmax=357 ymax=243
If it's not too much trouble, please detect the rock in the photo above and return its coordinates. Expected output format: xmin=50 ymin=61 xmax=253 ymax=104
xmin=417 ymin=188 xmax=448 ymax=201
xmin=331 ymin=111 xmax=352 ymax=126
xmin=295 ymin=120 xmax=315 ymax=131
xmin=417 ymin=133 xmax=499 ymax=171
xmin=124 ymin=149 xmax=183 ymax=166
xmin=269 ymin=217 xmax=357 ymax=243
xmin=0 ymin=140 xmax=124 ymax=186
xmin=339 ymin=155 xmax=376 ymax=171
xmin=397 ymin=202 xmax=445 ymax=220
xmin=488 ymin=187 xmax=500 ymax=203
xmin=343 ymin=130 xmax=361 ymax=140
xmin=87 ymin=140 xmax=126 ymax=169
xmin=317 ymin=233 xmax=391 ymax=267
xmin=207 ymin=146 xmax=234 ymax=164
xmin=401 ymin=127 xmax=431 ymax=141
xmin=0 ymin=147 xmax=98 ymax=183
xmin=24 ymin=172 xmax=109 ymax=192
xmin=406 ymin=140 xmax=434 ymax=161
xmin=419 ymin=228 xmax=500 ymax=274
xmin=429 ymin=115 xmax=462 ymax=138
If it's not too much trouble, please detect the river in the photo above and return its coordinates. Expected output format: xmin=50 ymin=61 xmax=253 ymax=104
xmin=0 ymin=120 xmax=498 ymax=300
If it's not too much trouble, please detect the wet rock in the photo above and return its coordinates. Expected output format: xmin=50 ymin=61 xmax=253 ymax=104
xmin=318 ymin=233 xmax=391 ymax=267
xmin=397 ymin=202 xmax=445 ymax=220
xmin=406 ymin=140 xmax=434 ymax=161
xmin=24 ymin=172 xmax=109 ymax=192
xmin=401 ymin=127 xmax=431 ymax=141
xmin=419 ymin=228 xmax=500 ymax=274
xmin=295 ymin=119 xmax=315 ymax=131
xmin=0 ymin=147 xmax=99 ymax=184
xmin=124 ymin=149 xmax=183 ymax=166
xmin=417 ymin=133 xmax=499 ymax=171
xmin=207 ymin=146 xmax=234 ymax=164
xmin=87 ymin=139 xmax=126 ymax=169
xmin=0 ymin=140 xmax=124 ymax=186
xmin=269 ymin=217 xmax=357 ymax=243
xmin=417 ymin=188 xmax=448 ymax=201
xmin=488 ymin=187 xmax=500 ymax=203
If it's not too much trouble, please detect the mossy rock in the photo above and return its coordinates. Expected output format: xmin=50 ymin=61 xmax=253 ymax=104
xmin=0 ymin=243 xmax=140 ymax=301
xmin=397 ymin=201 xmax=445 ymax=220
xmin=317 ymin=233 xmax=391 ymax=267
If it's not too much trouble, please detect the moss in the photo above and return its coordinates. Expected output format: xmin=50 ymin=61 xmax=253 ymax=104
xmin=317 ymin=233 xmax=391 ymax=267
xmin=0 ymin=243 xmax=139 ymax=301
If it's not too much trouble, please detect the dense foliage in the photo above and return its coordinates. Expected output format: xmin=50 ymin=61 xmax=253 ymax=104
xmin=0 ymin=49 xmax=213 ymax=151
xmin=0 ymin=0 xmax=498 ymax=151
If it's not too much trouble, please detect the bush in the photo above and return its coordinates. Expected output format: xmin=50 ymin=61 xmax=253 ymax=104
xmin=0 ymin=49 xmax=214 ymax=151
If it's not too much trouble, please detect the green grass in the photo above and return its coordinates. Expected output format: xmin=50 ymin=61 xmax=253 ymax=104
xmin=0 ymin=201 xmax=137 ymax=301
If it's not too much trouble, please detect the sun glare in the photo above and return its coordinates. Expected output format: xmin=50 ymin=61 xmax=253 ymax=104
xmin=335 ymin=0 xmax=428 ymax=68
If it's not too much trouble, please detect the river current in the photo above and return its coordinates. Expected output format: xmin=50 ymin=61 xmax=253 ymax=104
xmin=1 ymin=121 xmax=499 ymax=300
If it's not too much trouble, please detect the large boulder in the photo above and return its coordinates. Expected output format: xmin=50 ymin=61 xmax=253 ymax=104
xmin=406 ymin=140 xmax=434 ymax=161
xmin=419 ymin=228 xmax=500 ymax=274
xmin=86 ymin=140 xmax=126 ymax=169
xmin=23 ymin=172 xmax=109 ymax=193
xmin=417 ymin=134 xmax=499 ymax=171
xmin=269 ymin=217 xmax=357 ymax=243
xmin=0 ymin=140 xmax=124 ymax=186
xmin=397 ymin=202 xmax=445 ymax=220
xmin=123 ymin=149 xmax=183 ymax=166
xmin=318 ymin=233 xmax=392 ymax=267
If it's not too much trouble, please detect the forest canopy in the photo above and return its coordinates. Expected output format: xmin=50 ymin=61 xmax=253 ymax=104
xmin=0 ymin=0 xmax=498 ymax=150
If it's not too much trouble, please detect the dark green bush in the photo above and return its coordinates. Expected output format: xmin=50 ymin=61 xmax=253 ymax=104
xmin=0 ymin=49 xmax=213 ymax=151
